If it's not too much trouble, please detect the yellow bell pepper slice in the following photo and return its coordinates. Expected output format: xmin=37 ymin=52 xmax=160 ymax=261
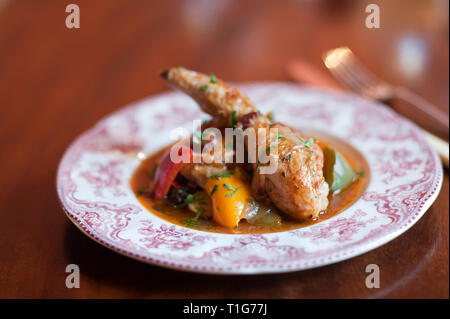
xmin=204 ymin=171 xmax=251 ymax=228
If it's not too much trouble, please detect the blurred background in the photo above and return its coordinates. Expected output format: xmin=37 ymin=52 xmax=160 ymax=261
xmin=0 ymin=0 xmax=448 ymax=298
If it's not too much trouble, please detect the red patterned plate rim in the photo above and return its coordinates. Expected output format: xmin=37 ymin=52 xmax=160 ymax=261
xmin=56 ymin=83 xmax=443 ymax=274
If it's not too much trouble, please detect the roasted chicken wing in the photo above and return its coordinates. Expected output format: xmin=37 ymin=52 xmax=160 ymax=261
xmin=162 ymin=67 xmax=329 ymax=220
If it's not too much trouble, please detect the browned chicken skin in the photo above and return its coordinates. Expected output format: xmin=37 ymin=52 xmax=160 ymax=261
xmin=162 ymin=67 xmax=329 ymax=220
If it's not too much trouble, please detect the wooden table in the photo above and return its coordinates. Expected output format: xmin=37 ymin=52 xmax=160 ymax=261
xmin=0 ymin=0 xmax=448 ymax=298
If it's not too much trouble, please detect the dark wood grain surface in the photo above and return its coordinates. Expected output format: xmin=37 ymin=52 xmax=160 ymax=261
xmin=0 ymin=0 xmax=448 ymax=298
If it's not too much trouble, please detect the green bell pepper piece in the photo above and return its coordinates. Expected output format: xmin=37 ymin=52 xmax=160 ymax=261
xmin=323 ymin=146 xmax=356 ymax=194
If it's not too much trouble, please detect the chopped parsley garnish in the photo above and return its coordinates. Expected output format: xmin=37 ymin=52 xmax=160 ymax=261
xmin=304 ymin=138 xmax=315 ymax=148
xmin=179 ymin=191 xmax=206 ymax=208
xmin=209 ymin=73 xmax=217 ymax=83
xmin=137 ymin=187 xmax=151 ymax=196
xmin=225 ymin=187 xmax=239 ymax=197
xmin=297 ymin=136 xmax=315 ymax=148
xmin=223 ymin=183 xmax=235 ymax=191
xmin=267 ymin=111 xmax=275 ymax=122
xmin=222 ymin=183 xmax=239 ymax=197
xmin=230 ymin=110 xmax=238 ymax=128
xmin=210 ymin=184 xmax=218 ymax=196
xmin=265 ymin=143 xmax=279 ymax=154
xmin=248 ymin=198 xmax=256 ymax=206
xmin=201 ymin=85 xmax=209 ymax=91
xmin=210 ymin=172 xmax=232 ymax=179
xmin=182 ymin=211 xmax=202 ymax=227
xmin=180 ymin=193 xmax=195 ymax=207
xmin=275 ymin=134 xmax=284 ymax=141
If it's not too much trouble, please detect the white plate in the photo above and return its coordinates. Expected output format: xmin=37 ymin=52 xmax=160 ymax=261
xmin=57 ymin=83 xmax=443 ymax=274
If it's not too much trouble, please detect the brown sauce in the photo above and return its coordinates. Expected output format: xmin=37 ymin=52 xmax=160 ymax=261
xmin=130 ymin=129 xmax=370 ymax=234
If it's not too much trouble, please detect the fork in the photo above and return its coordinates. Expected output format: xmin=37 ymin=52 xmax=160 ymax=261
xmin=322 ymin=46 xmax=449 ymax=168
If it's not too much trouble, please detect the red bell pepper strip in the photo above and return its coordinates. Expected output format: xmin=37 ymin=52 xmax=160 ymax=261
xmin=152 ymin=145 xmax=193 ymax=199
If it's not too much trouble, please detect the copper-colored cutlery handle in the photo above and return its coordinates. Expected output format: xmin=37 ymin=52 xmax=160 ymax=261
xmin=287 ymin=59 xmax=449 ymax=168
xmin=394 ymin=87 xmax=449 ymax=134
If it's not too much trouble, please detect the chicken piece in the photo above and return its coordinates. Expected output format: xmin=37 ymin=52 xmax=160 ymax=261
xmin=180 ymin=163 xmax=228 ymax=188
xmin=162 ymin=67 xmax=329 ymax=220
xmin=161 ymin=67 xmax=255 ymax=126
xmin=180 ymin=125 xmax=234 ymax=187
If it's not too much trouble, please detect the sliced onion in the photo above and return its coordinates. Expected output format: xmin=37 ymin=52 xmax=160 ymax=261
xmin=243 ymin=200 xmax=282 ymax=226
